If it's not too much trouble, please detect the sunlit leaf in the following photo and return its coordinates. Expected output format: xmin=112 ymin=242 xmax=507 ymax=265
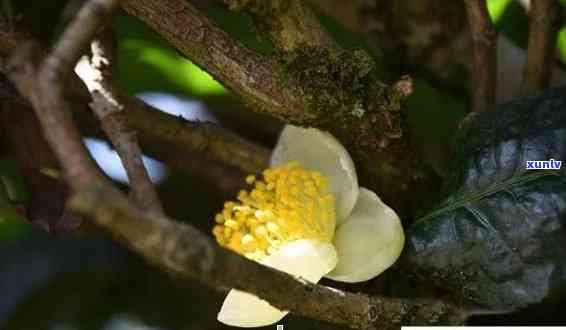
xmin=488 ymin=0 xmax=566 ymax=66
xmin=558 ymin=29 xmax=566 ymax=65
xmin=487 ymin=0 xmax=513 ymax=23
xmin=115 ymin=14 xmax=226 ymax=96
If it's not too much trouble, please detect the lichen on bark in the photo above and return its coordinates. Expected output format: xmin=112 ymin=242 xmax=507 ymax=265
xmin=279 ymin=46 xmax=409 ymax=151
xmin=277 ymin=45 xmax=438 ymax=219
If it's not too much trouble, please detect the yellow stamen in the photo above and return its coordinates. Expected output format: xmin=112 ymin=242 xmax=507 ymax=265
xmin=246 ymin=175 xmax=256 ymax=184
xmin=212 ymin=161 xmax=335 ymax=260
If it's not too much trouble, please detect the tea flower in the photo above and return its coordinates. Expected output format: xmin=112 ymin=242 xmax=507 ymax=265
xmin=213 ymin=125 xmax=405 ymax=327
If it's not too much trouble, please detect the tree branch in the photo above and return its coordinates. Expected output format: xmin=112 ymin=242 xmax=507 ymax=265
xmin=80 ymin=26 xmax=164 ymax=214
xmin=120 ymin=0 xmax=439 ymax=219
xmin=521 ymin=0 xmax=562 ymax=94
xmin=222 ymin=0 xmax=335 ymax=51
xmin=6 ymin=0 xmax=467 ymax=328
xmin=0 ymin=29 xmax=270 ymax=177
xmin=0 ymin=97 xmax=81 ymax=232
xmin=70 ymin=184 xmax=467 ymax=330
xmin=121 ymin=0 xmax=306 ymax=121
xmin=8 ymin=49 xmax=103 ymax=190
xmin=121 ymin=95 xmax=270 ymax=175
xmin=464 ymin=0 xmax=497 ymax=112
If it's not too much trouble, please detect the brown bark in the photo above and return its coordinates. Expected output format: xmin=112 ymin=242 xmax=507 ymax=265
xmin=85 ymin=27 xmax=164 ymax=214
xmin=521 ymin=0 xmax=562 ymax=93
xmin=6 ymin=2 xmax=467 ymax=327
xmin=120 ymin=0 xmax=440 ymax=218
xmin=223 ymin=0 xmax=336 ymax=51
xmin=464 ymin=0 xmax=498 ymax=113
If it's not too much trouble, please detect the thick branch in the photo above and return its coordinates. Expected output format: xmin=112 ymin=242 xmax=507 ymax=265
xmin=464 ymin=0 xmax=497 ymax=112
xmin=81 ymin=27 xmax=164 ymax=214
xmin=8 ymin=45 xmax=103 ymax=189
xmin=121 ymin=0 xmax=305 ymax=121
xmin=121 ymin=0 xmax=439 ymax=219
xmin=69 ymin=183 xmax=467 ymax=329
xmin=223 ymin=0 xmax=335 ymax=51
xmin=521 ymin=0 xmax=561 ymax=93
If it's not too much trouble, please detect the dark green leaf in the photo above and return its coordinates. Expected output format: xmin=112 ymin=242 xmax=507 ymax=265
xmin=0 ymin=158 xmax=30 ymax=240
xmin=406 ymin=87 xmax=566 ymax=311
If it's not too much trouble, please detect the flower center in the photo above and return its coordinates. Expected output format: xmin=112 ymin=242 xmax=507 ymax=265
xmin=212 ymin=161 xmax=335 ymax=260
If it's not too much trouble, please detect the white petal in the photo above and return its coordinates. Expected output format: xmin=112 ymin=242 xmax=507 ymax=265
xmin=217 ymin=240 xmax=337 ymax=327
xmin=325 ymin=188 xmax=404 ymax=283
xmin=271 ymin=125 xmax=359 ymax=224
xmin=217 ymin=290 xmax=285 ymax=328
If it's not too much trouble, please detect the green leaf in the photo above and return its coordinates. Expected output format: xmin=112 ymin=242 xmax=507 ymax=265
xmin=558 ymin=29 xmax=566 ymax=65
xmin=407 ymin=79 xmax=466 ymax=144
xmin=488 ymin=0 xmax=528 ymax=49
xmin=487 ymin=0 xmax=513 ymax=23
xmin=406 ymin=87 xmax=566 ymax=311
xmin=115 ymin=14 xmax=227 ymax=96
xmin=488 ymin=0 xmax=566 ymax=67
xmin=0 ymin=158 xmax=30 ymax=240
xmin=0 ymin=158 xmax=28 ymax=203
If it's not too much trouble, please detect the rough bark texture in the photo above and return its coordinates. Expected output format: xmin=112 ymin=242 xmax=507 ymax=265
xmin=121 ymin=0 xmax=305 ymax=121
xmin=521 ymin=0 xmax=562 ymax=93
xmin=464 ymin=0 xmax=498 ymax=113
xmin=0 ymin=30 xmax=270 ymax=177
xmin=120 ymin=0 xmax=441 ymax=218
xmin=85 ymin=27 xmax=164 ymax=214
xmin=70 ymin=184 xmax=467 ymax=330
xmin=4 ymin=1 xmax=469 ymax=328
xmin=224 ymin=0 xmax=336 ymax=51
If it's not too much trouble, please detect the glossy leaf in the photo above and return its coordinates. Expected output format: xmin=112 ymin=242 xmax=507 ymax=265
xmin=406 ymin=87 xmax=566 ymax=311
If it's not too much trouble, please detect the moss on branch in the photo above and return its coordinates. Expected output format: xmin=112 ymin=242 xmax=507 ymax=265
xmin=280 ymin=46 xmax=409 ymax=151
xmin=224 ymin=0 xmax=334 ymax=51
xmin=121 ymin=0 xmax=440 ymax=218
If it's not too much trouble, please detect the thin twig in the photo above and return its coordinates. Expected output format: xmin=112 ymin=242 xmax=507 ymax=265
xmin=0 ymin=28 xmax=270 ymax=176
xmin=7 ymin=0 xmax=121 ymax=190
xmin=521 ymin=0 xmax=561 ymax=94
xmin=81 ymin=26 xmax=164 ymax=214
xmin=8 ymin=48 xmax=102 ymax=190
xmin=122 ymin=96 xmax=270 ymax=175
xmin=464 ymin=0 xmax=497 ymax=112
